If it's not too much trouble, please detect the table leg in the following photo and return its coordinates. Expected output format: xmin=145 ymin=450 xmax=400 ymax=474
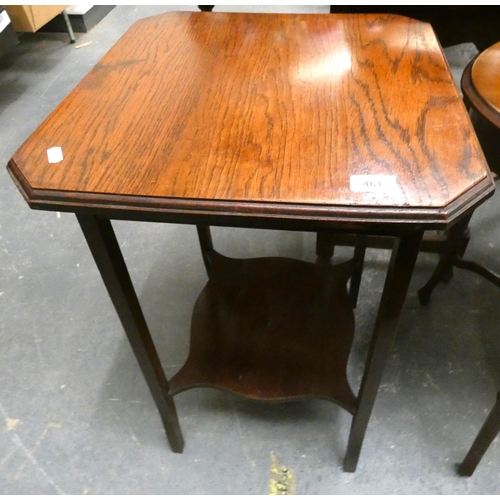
xmin=343 ymin=232 xmax=423 ymax=472
xmin=76 ymin=214 xmax=184 ymax=453
xmin=316 ymin=231 xmax=335 ymax=265
xmin=458 ymin=392 xmax=500 ymax=477
xmin=62 ymin=10 xmax=76 ymax=44
xmin=418 ymin=215 xmax=472 ymax=305
xmin=196 ymin=225 xmax=214 ymax=277
xmin=350 ymin=234 xmax=367 ymax=308
xmin=316 ymin=231 xmax=367 ymax=308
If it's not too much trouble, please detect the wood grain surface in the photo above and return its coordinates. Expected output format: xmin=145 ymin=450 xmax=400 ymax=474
xmin=8 ymin=12 xmax=492 ymax=214
xmin=472 ymin=42 xmax=500 ymax=115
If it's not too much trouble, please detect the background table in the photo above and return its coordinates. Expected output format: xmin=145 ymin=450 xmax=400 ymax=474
xmin=7 ymin=12 xmax=494 ymax=472
xmin=462 ymin=41 xmax=500 ymax=175
xmin=418 ymin=41 xmax=500 ymax=302
xmin=446 ymin=41 xmax=500 ymax=477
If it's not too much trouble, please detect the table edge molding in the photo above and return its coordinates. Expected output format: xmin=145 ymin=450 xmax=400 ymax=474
xmin=7 ymin=159 xmax=495 ymax=230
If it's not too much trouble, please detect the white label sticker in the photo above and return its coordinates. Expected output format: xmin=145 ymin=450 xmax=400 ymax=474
xmin=350 ymin=175 xmax=397 ymax=193
xmin=0 ymin=10 xmax=11 ymax=33
xmin=47 ymin=147 xmax=64 ymax=163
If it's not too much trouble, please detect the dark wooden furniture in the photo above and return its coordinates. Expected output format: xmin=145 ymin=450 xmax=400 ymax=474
xmin=418 ymin=42 xmax=500 ymax=303
xmin=424 ymin=41 xmax=500 ymax=477
xmin=463 ymin=41 xmax=500 ymax=172
xmin=459 ymin=393 xmax=500 ymax=476
xmin=7 ymin=12 xmax=494 ymax=472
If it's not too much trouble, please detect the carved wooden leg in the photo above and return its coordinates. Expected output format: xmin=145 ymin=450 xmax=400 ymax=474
xmin=196 ymin=225 xmax=214 ymax=277
xmin=459 ymin=392 xmax=500 ymax=477
xmin=316 ymin=231 xmax=335 ymax=265
xmin=77 ymin=214 xmax=184 ymax=453
xmin=418 ymin=215 xmax=472 ymax=305
xmin=343 ymin=232 xmax=423 ymax=472
xmin=441 ymin=224 xmax=471 ymax=283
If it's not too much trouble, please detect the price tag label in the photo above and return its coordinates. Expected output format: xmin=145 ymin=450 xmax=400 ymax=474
xmin=47 ymin=147 xmax=64 ymax=163
xmin=350 ymin=175 xmax=397 ymax=193
xmin=0 ymin=10 xmax=11 ymax=33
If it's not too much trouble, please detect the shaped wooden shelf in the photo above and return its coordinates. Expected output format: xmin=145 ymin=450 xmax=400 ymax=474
xmin=169 ymin=252 xmax=357 ymax=413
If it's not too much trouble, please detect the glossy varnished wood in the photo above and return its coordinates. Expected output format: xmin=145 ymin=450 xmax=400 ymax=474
xmin=170 ymin=252 xmax=357 ymax=410
xmin=462 ymin=53 xmax=500 ymax=175
xmin=7 ymin=13 xmax=497 ymax=473
xmin=471 ymin=42 xmax=500 ymax=116
xmin=8 ymin=12 xmax=492 ymax=223
xmin=463 ymin=61 xmax=500 ymax=131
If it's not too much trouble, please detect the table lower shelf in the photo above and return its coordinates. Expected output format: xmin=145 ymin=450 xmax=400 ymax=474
xmin=169 ymin=252 xmax=357 ymax=413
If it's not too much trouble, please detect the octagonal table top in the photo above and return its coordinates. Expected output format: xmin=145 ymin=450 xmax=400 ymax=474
xmin=7 ymin=12 xmax=494 ymax=227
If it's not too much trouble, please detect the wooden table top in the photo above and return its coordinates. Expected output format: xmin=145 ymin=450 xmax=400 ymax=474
xmin=8 ymin=12 xmax=494 ymax=227
xmin=472 ymin=41 xmax=500 ymax=115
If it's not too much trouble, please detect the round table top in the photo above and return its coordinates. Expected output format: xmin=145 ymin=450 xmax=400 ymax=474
xmin=472 ymin=41 xmax=500 ymax=115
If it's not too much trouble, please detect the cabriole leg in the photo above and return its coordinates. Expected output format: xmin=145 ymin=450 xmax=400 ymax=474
xmin=418 ymin=216 xmax=471 ymax=305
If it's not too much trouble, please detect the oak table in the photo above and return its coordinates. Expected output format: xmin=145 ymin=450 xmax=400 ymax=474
xmin=7 ymin=12 xmax=494 ymax=472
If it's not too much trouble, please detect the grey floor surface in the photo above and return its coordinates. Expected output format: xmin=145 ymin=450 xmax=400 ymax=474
xmin=1 ymin=4 xmax=500 ymax=495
